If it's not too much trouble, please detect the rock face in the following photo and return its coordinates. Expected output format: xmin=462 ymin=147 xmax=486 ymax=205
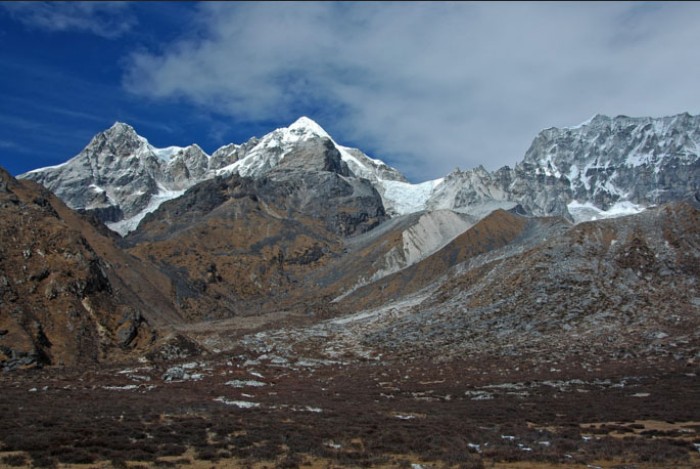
xmin=274 ymin=137 xmax=350 ymax=174
xmin=519 ymin=113 xmax=700 ymax=208
xmin=424 ymin=113 xmax=700 ymax=220
xmin=0 ymin=167 xmax=180 ymax=370
xmin=259 ymin=201 xmax=699 ymax=371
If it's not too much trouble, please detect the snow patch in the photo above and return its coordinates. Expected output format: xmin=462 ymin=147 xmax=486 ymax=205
xmin=287 ymin=116 xmax=330 ymax=139
xmin=151 ymin=145 xmax=184 ymax=161
xmin=24 ymin=161 xmax=68 ymax=174
xmin=325 ymin=440 xmax=342 ymax=450
xmin=88 ymin=184 xmax=105 ymax=194
xmin=564 ymin=114 xmax=600 ymax=130
xmin=567 ymin=200 xmax=647 ymax=224
xmin=102 ymin=384 xmax=139 ymax=391
xmin=106 ymin=185 xmax=186 ymax=236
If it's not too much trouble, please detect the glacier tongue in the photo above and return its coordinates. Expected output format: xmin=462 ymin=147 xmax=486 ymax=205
xmin=379 ymin=179 xmax=443 ymax=216
xmin=106 ymin=186 xmax=187 ymax=236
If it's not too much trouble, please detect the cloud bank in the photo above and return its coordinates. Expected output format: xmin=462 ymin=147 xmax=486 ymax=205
xmin=125 ymin=2 xmax=700 ymax=181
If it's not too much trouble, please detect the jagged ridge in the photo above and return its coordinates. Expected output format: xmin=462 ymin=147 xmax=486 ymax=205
xmin=19 ymin=117 xmax=407 ymax=235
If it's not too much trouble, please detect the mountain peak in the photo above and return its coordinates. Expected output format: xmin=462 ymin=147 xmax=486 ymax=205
xmin=287 ymin=116 xmax=330 ymax=139
xmin=101 ymin=121 xmax=145 ymax=146
xmin=107 ymin=121 xmax=138 ymax=134
xmin=563 ymin=114 xmax=610 ymax=130
xmin=587 ymin=113 xmax=611 ymax=125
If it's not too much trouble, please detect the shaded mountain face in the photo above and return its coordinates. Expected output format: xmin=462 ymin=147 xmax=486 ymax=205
xmin=122 ymin=164 xmax=386 ymax=320
xmin=0 ymin=167 xmax=181 ymax=370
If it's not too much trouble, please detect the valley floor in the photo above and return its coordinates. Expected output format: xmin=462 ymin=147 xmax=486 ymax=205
xmin=1 ymin=351 xmax=698 ymax=469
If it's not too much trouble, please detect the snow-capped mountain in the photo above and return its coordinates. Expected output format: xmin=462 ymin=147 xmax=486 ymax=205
xmin=20 ymin=117 xmax=409 ymax=235
xmin=4 ymin=114 xmax=700 ymax=373
xmin=514 ymin=113 xmax=700 ymax=220
xmin=20 ymin=113 xmax=700 ymax=236
xmin=19 ymin=122 xmax=214 ymax=234
xmin=417 ymin=113 xmax=700 ymax=221
xmin=214 ymin=116 xmax=412 ymax=216
xmin=215 ymin=117 xmax=406 ymax=183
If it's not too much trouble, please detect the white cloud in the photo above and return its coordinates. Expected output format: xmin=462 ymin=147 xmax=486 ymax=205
xmin=124 ymin=2 xmax=700 ymax=181
xmin=1 ymin=2 xmax=135 ymax=39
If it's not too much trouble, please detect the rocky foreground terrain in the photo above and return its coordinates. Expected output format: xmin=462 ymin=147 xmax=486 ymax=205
xmin=1 ymin=113 xmax=699 ymax=468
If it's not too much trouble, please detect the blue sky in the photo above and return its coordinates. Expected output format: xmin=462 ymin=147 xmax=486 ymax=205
xmin=1 ymin=2 xmax=699 ymax=182
xmin=0 ymin=3 xmax=278 ymax=177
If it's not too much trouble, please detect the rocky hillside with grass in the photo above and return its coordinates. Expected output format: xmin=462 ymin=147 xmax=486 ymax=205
xmin=233 ymin=201 xmax=699 ymax=380
xmin=0 ymin=167 xmax=182 ymax=370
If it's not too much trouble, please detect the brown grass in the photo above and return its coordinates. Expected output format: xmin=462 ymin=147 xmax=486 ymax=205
xmin=0 ymin=355 xmax=697 ymax=469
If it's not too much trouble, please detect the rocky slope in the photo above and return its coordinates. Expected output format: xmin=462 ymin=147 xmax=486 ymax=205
xmin=123 ymin=179 xmax=489 ymax=324
xmin=240 ymin=201 xmax=699 ymax=374
xmin=334 ymin=210 xmax=570 ymax=310
xmin=122 ymin=163 xmax=385 ymax=319
xmin=0 ymin=167 xmax=182 ymax=370
xmin=373 ymin=201 xmax=700 ymax=364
